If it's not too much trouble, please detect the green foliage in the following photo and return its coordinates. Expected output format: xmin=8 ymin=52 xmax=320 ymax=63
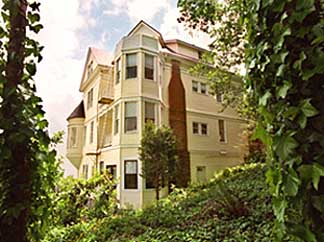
xmin=178 ymin=0 xmax=324 ymax=240
xmin=243 ymin=0 xmax=324 ymax=240
xmin=0 ymin=1 xmax=61 ymax=241
xmin=139 ymin=122 xmax=178 ymax=200
xmin=44 ymin=164 xmax=281 ymax=241
xmin=52 ymin=173 xmax=117 ymax=226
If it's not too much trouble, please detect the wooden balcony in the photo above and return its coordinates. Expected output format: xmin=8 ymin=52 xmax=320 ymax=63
xmin=98 ymin=78 xmax=114 ymax=104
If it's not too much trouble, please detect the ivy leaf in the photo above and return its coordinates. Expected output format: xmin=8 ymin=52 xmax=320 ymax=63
xmin=283 ymin=168 xmax=300 ymax=196
xmin=298 ymin=164 xmax=313 ymax=183
xmin=276 ymin=81 xmax=291 ymax=99
xmin=253 ymin=123 xmax=271 ymax=147
xmin=259 ymin=90 xmax=271 ymax=106
xmin=311 ymin=195 xmax=324 ymax=213
xmin=273 ymin=197 xmax=287 ymax=223
xmin=300 ymin=99 xmax=318 ymax=117
xmin=26 ymin=62 xmax=36 ymax=76
xmin=312 ymin=163 xmax=324 ymax=190
xmin=297 ymin=113 xmax=307 ymax=129
xmin=274 ymin=133 xmax=299 ymax=160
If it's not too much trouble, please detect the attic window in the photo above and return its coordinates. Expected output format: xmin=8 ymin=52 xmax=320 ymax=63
xmin=87 ymin=61 xmax=93 ymax=79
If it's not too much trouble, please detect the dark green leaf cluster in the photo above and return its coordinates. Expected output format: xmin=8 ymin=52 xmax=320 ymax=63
xmin=244 ymin=0 xmax=324 ymax=240
xmin=0 ymin=1 xmax=60 ymax=241
xmin=43 ymin=164 xmax=281 ymax=241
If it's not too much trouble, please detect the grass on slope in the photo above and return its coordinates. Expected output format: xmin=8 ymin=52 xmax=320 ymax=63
xmin=44 ymin=164 xmax=274 ymax=242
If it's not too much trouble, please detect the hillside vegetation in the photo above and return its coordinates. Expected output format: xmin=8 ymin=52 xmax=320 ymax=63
xmin=43 ymin=164 xmax=282 ymax=241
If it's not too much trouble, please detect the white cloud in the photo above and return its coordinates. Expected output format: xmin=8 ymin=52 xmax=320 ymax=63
xmin=104 ymin=0 xmax=169 ymax=24
xmin=34 ymin=0 xmax=100 ymax=177
xmin=160 ymin=5 xmax=212 ymax=49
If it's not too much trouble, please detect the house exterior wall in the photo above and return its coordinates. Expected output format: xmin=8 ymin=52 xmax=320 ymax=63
xmin=66 ymin=22 xmax=247 ymax=209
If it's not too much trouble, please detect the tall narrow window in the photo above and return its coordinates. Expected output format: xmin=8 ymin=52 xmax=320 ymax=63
xmin=145 ymin=102 xmax=155 ymax=123
xmin=125 ymin=102 xmax=137 ymax=132
xmin=83 ymin=126 xmax=87 ymax=146
xmin=201 ymin=123 xmax=208 ymax=135
xmin=124 ymin=160 xmax=138 ymax=189
xmin=90 ymin=121 xmax=94 ymax=143
xmin=71 ymin=127 xmax=77 ymax=147
xmin=192 ymin=80 xmax=198 ymax=92
xmin=116 ymin=58 xmax=121 ymax=84
xmin=87 ymin=88 xmax=93 ymax=109
xmin=99 ymin=161 xmax=104 ymax=174
xmin=114 ymin=104 xmax=119 ymax=134
xmin=87 ymin=61 xmax=93 ymax=79
xmin=219 ymin=120 xmax=226 ymax=142
xmin=82 ymin=164 xmax=89 ymax=179
xmin=126 ymin=53 xmax=137 ymax=79
xmin=144 ymin=54 xmax=154 ymax=80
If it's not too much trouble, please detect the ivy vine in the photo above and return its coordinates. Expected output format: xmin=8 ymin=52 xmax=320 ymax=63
xmin=0 ymin=1 xmax=61 ymax=242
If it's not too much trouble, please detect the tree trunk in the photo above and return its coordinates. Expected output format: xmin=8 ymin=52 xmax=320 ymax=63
xmin=0 ymin=1 xmax=29 ymax=242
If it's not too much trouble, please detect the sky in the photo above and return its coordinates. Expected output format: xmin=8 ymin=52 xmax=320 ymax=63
xmin=33 ymin=0 xmax=211 ymax=176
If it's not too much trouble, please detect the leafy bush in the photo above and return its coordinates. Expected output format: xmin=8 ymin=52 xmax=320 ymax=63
xmin=44 ymin=163 xmax=281 ymax=241
xmin=51 ymin=173 xmax=117 ymax=227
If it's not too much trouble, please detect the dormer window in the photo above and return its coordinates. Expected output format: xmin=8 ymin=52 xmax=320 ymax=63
xmin=126 ymin=53 xmax=137 ymax=79
xmin=87 ymin=61 xmax=93 ymax=79
xmin=144 ymin=54 xmax=154 ymax=80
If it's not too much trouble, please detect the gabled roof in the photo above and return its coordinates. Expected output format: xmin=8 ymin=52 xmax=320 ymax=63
xmin=67 ymin=101 xmax=85 ymax=121
xmin=79 ymin=47 xmax=112 ymax=92
xmin=127 ymin=20 xmax=167 ymax=48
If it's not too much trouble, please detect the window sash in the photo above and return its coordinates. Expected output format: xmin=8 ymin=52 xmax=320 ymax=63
xmin=201 ymin=123 xmax=207 ymax=135
xmin=219 ymin=120 xmax=225 ymax=142
xmin=193 ymin=122 xmax=199 ymax=134
xmin=71 ymin=127 xmax=77 ymax=147
xmin=125 ymin=117 xmax=137 ymax=132
xmin=192 ymin=81 xmax=198 ymax=92
xmin=90 ymin=121 xmax=94 ymax=143
xmin=116 ymin=58 xmax=121 ymax=84
xmin=200 ymin=83 xmax=207 ymax=94
xmin=124 ymin=160 xmax=138 ymax=189
xmin=145 ymin=102 xmax=155 ymax=123
xmin=126 ymin=54 xmax=137 ymax=79
xmin=145 ymin=54 xmax=154 ymax=80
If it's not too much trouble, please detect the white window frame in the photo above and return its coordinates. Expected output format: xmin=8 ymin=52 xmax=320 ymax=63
xmin=192 ymin=122 xmax=208 ymax=136
xmin=90 ymin=121 xmax=94 ymax=144
xmin=87 ymin=88 xmax=94 ymax=109
xmin=70 ymin=127 xmax=77 ymax=148
xmin=218 ymin=119 xmax=227 ymax=143
xmin=144 ymin=53 xmax=155 ymax=81
xmin=126 ymin=53 xmax=137 ymax=79
xmin=124 ymin=101 xmax=137 ymax=133
xmin=114 ymin=104 xmax=119 ymax=135
xmin=123 ymin=159 xmax=139 ymax=191
xmin=144 ymin=101 xmax=156 ymax=124
xmin=192 ymin=81 xmax=208 ymax=95
xmin=115 ymin=58 xmax=121 ymax=84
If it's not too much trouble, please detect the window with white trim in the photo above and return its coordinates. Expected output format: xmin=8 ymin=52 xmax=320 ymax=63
xmin=125 ymin=102 xmax=137 ymax=132
xmin=218 ymin=119 xmax=226 ymax=142
xmin=144 ymin=54 xmax=154 ymax=80
xmin=82 ymin=164 xmax=89 ymax=179
xmin=90 ymin=121 xmax=94 ymax=143
xmin=192 ymin=80 xmax=208 ymax=95
xmin=192 ymin=122 xmax=208 ymax=136
xmin=83 ymin=126 xmax=87 ymax=146
xmin=114 ymin=104 xmax=119 ymax=135
xmin=124 ymin=160 xmax=138 ymax=189
xmin=116 ymin=58 xmax=121 ymax=84
xmin=126 ymin=53 xmax=137 ymax=79
xmin=70 ymin=127 xmax=77 ymax=148
xmin=87 ymin=61 xmax=93 ymax=79
xmin=87 ymin=88 xmax=94 ymax=109
xmin=145 ymin=102 xmax=155 ymax=124
xmin=192 ymin=80 xmax=199 ymax=92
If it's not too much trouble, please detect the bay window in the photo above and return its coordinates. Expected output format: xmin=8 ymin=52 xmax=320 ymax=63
xmin=125 ymin=102 xmax=137 ymax=132
xmin=124 ymin=160 xmax=138 ymax=189
xmin=144 ymin=54 xmax=154 ymax=80
xmin=126 ymin=53 xmax=137 ymax=79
